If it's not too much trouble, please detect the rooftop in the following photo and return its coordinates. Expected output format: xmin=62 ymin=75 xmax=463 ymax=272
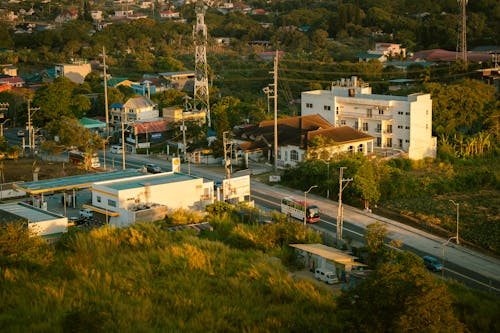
xmin=97 ymin=172 xmax=202 ymax=191
xmin=0 ymin=202 xmax=65 ymax=223
xmin=14 ymin=170 xmax=146 ymax=194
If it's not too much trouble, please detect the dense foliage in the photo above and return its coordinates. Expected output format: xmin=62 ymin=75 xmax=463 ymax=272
xmin=1 ymin=217 xmax=498 ymax=332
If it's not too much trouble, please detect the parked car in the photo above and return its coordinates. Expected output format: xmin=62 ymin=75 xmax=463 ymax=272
xmin=422 ymin=255 xmax=443 ymax=272
xmin=145 ymin=163 xmax=162 ymax=173
xmin=79 ymin=208 xmax=94 ymax=220
xmin=17 ymin=129 xmax=25 ymax=137
xmin=109 ymin=145 xmax=123 ymax=154
xmin=315 ymin=268 xmax=339 ymax=284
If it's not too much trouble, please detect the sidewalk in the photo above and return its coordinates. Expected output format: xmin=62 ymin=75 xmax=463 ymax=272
xmin=127 ymin=154 xmax=500 ymax=289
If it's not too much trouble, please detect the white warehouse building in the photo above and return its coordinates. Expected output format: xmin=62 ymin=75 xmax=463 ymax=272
xmin=301 ymin=76 xmax=437 ymax=159
xmin=88 ymin=172 xmax=214 ymax=227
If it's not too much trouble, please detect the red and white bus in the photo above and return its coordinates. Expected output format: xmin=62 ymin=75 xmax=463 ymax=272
xmin=280 ymin=197 xmax=320 ymax=223
xmin=68 ymin=150 xmax=101 ymax=168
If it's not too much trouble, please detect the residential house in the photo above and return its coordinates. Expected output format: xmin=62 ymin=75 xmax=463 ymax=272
xmin=110 ymin=96 xmax=159 ymax=125
xmin=163 ymin=106 xmax=206 ymax=125
xmin=357 ymin=53 xmax=387 ymax=63
xmin=0 ymin=75 xmax=24 ymax=87
xmin=160 ymin=10 xmax=180 ymax=19
xmin=301 ymin=76 xmax=437 ymax=159
xmin=55 ymin=60 xmax=92 ymax=84
xmin=368 ymin=43 xmax=406 ymax=58
xmin=232 ymin=114 xmax=374 ymax=168
xmin=159 ymin=71 xmax=195 ymax=91
xmin=107 ymin=77 xmax=136 ymax=88
xmin=1 ymin=65 xmax=18 ymax=77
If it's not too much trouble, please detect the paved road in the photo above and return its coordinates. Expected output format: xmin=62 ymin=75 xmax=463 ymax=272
xmin=163 ymin=157 xmax=500 ymax=295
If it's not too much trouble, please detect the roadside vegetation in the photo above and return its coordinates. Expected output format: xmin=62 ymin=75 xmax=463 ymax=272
xmin=1 ymin=211 xmax=499 ymax=332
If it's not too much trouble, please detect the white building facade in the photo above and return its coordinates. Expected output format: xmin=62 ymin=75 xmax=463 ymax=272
xmin=89 ymin=172 xmax=214 ymax=227
xmin=301 ymin=77 xmax=436 ymax=159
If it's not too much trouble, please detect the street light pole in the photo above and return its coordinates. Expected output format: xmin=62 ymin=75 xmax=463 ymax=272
xmin=441 ymin=236 xmax=457 ymax=278
xmin=449 ymin=200 xmax=460 ymax=245
xmin=0 ymin=118 xmax=10 ymax=137
xmin=304 ymin=185 xmax=318 ymax=226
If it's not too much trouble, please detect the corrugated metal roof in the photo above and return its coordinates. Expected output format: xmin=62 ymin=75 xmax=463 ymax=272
xmin=123 ymin=96 xmax=156 ymax=109
xmin=14 ymin=170 xmax=146 ymax=194
xmin=0 ymin=202 xmax=65 ymax=222
xmin=290 ymin=243 xmax=367 ymax=266
xmin=102 ymin=172 xmax=199 ymax=191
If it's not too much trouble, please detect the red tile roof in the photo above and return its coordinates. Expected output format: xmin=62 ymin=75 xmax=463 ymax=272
xmin=133 ymin=120 xmax=167 ymax=134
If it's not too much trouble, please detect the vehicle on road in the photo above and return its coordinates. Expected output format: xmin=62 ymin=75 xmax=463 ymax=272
xmin=109 ymin=145 xmax=123 ymax=154
xmin=281 ymin=197 xmax=320 ymax=223
xmin=79 ymin=208 xmax=94 ymax=219
xmin=315 ymin=268 xmax=338 ymax=284
xmin=17 ymin=129 xmax=25 ymax=137
xmin=69 ymin=150 xmax=101 ymax=168
xmin=423 ymin=255 xmax=443 ymax=272
xmin=145 ymin=163 xmax=162 ymax=173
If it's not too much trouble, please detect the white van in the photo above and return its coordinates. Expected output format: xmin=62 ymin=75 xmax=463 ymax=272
xmin=109 ymin=145 xmax=123 ymax=154
xmin=315 ymin=268 xmax=338 ymax=284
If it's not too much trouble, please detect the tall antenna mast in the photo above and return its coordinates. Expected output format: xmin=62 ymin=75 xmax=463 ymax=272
xmin=193 ymin=0 xmax=211 ymax=127
xmin=458 ymin=0 xmax=468 ymax=63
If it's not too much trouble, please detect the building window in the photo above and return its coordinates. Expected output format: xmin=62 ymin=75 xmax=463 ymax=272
xmin=97 ymin=195 xmax=101 ymax=203
xmin=362 ymin=122 xmax=368 ymax=131
xmin=376 ymin=124 xmax=381 ymax=133
xmin=398 ymin=125 xmax=403 ymax=129
xmin=354 ymin=120 xmax=358 ymax=129
xmin=405 ymin=126 xmax=410 ymax=130
xmin=367 ymin=108 xmax=373 ymax=117
xmin=358 ymin=144 xmax=363 ymax=152
xmin=324 ymin=105 xmax=331 ymax=111
xmin=405 ymin=112 xmax=410 ymax=115
xmin=399 ymin=139 xmax=403 ymax=147
xmin=348 ymin=145 xmax=354 ymax=152
xmin=290 ymin=150 xmax=299 ymax=161
xmin=340 ymin=120 xmax=346 ymax=125
xmin=405 ymin=139 xmax=410 ymax=143
xmin=398 ymin=111 xmax=404 ymax=115
xmin=306 ymin=103 xmax=313 ymax=108
xmin=284 ymin=151 xmax=288 ymax=161
xmin=277 ymin=150 xmax=281 ymax=159
xmin=378 ymin=107 xmax=384 ymax=115
xmin=108 ymin=199 xmax=116 ymax=207
xmin=386 ymin=124 xmax=392 ymax=133
xmin=386 ymin=138 xmax=392 ymax=147
xmin=376 ymin=137 xmax=382 ymax=147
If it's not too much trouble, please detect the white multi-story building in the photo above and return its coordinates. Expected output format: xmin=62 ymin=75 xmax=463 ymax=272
xmin=301 ymin=76 xmax=436 ymax=159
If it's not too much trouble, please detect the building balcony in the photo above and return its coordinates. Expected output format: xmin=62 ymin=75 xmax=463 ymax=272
xmin=338 ymin=111 xmax=393 ymax=121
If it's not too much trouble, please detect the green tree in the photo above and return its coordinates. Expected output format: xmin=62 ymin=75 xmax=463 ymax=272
xmin=0 ymin=223 xmax=54 ymax=269
xmin=352 ymin=159 xmax=380 ymax=210
xmin=338 ymin=251 xmax=464 ymax=333
xmin=33 ymin=77 xmax=91 ymax=126
xmin=363 ymin=221 xmax=389 ymax=267
xmin=425 ymin=79 xmax=496 ymax=136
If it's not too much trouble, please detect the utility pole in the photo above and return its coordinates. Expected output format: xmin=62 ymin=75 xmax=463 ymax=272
xmin=103 ymin=46 xmax=109 ymax=137
xmin=269 ymin=50 xmax=279 ymax=173
xmin=27 ymin=100 xmax=40 ymax=154
xmin=0 ymin=102 xmax=9 ymax=137
xmin=223 ymin=131 xmax=232 ymax=179
xmin=181 ymin=112 xmax=187 ymax=161
xmin=121 ymin=110 xmax=127 ymax=170
xmin=336 ymin=167 xmax=353 ymax=244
